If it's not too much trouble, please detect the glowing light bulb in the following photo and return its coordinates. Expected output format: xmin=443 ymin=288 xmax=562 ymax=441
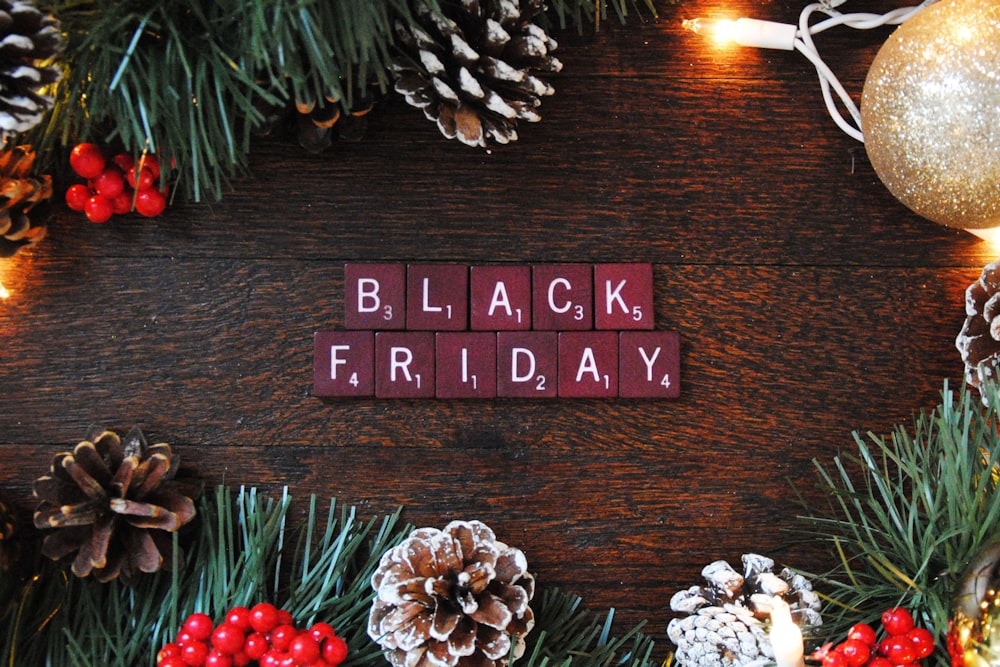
xmin=682 ymin=17 xmax=798 ymax=50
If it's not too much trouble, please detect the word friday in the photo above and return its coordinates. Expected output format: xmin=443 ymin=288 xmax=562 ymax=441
xmin=314 ymin=263 xmax=680 ymax=399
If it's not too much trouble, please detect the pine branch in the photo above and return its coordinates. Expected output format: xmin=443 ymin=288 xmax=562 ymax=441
xmin=795 ymin=380 xmax=1000 ymax=667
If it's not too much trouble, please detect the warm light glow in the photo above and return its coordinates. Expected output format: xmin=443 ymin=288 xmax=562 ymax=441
xmin=683 ymin=17 xmax=739 ymax=46
xmin=966 ymin=226 xmax=1000 ymax=252
xmin=683 ymin=16 xmax=798 ymax=50
xmin=0 ymin=281 xmax=8 ymax=300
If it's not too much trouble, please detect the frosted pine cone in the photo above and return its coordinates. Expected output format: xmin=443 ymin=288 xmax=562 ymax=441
xmin=957 ymin=260 xmax=1000 ymax=393
xmin=667 ymin=554 xmax=822 ymax=667
xmin=392 ymin=0 xmax=562 ymax=148
xmin=33 ymin=426 xmax=197 ymax=583
xmin=0 ymin=0 xmax=63 ymax=139
xmin=368 ymin=520 xmax=535 ymax=667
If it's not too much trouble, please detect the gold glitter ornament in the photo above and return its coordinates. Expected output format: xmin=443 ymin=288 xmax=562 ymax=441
xmin=860 ymin=0 xmax=1000 ymax=231
xmin=949 ymin=539 xmax=1000 ymax=667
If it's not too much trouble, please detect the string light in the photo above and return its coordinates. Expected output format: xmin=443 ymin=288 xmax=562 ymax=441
xmin=682 ymin=0 xmax=934 ymax=142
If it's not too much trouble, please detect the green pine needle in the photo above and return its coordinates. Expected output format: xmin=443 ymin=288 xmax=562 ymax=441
xmin=0 ymin=485 xmax=659 ymax=667
xmin=796 ymin=380 xmax=1000 ymax=667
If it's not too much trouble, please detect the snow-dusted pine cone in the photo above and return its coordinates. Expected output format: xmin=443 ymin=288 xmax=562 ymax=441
xmin=667 ymin=554 xmax=822 ymax=667
xmin=957 ymin=260 xmax=1000 ymax=393
xmin=392 ymin=0 xmax=562 ymax=148
xmin=0 ymin=0 xmax=63 ymax=139
xmin=368 ymin=520 xmax=535 ymax=667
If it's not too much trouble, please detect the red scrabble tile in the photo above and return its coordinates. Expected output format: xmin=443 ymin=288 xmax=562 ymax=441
xmin=531 ymin=264 xmax=593 ymax=330
xmin=558 ymin=332 xmax=619 ymax=398
xmin=497 ymin=331 xmax=558 ymax=397
xmin=344 ymin=263 xmax=406 ymax=330
xmin=594 ymin=263 xmax=654 ymax=330
xmin=436 ymin=333 xmax=497 ymax=398
xmin=314 ymin=331 xmax=375 ymax=397
xmin=407 ymin=264 xmax=469 ymax=330
xmin=470 ymin=265 xmax=531 ymax=331
xmin=619 ymin=331 xmax=680 ymax=398
xmin=375 ymin=332 xmax=435 ymax=398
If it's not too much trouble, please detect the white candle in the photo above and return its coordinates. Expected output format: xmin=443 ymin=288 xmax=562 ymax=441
xmin=769 ymin=596 xmax=805 ymax=667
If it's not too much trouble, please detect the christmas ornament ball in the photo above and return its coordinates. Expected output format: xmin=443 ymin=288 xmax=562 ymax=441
xmin=949 ymin=539 xmax=1000 ymax=667
xmin=860 ymin=0 xmax=1000 ymax=230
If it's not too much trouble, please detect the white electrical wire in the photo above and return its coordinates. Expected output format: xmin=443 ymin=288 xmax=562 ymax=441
xmin=792 ymin=0 xmax=935 ymax=142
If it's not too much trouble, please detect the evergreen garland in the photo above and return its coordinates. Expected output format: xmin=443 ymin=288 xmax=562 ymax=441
xmin=0 ymin=485 xmax=659 ymax=667
xmin=27 ymin=0 xmax=663 ymax=203
xmin=797 ymin=380 xmax=1000 ymax=667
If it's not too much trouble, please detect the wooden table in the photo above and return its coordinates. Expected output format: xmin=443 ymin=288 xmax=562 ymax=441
xmin=1 ymin=0 xmax=993 ymax=656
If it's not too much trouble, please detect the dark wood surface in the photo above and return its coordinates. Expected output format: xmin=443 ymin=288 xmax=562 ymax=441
xmin=1 ymin=0 xmax=994 ymax=656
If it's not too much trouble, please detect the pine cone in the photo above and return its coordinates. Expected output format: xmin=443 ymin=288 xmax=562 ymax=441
xmin=294 ymin=90 xmax=376 ymax=153
xmin=0 ymin=143 xmax=49 ymax=257
xmin=957 ymin=260 xmax=1000 ymax=392
xmin=392 ymin=0 xmax=563 ymax=148
xmin=368 ymin=519 xmax=535 ymax=667
xmin=0 ymin=494 xmax=15 ymax=572
xmin=0 ymin=0 xmax=63 ymax=139
xmin=667 ymin=554 xmax=822 ymax=667
xmin=32 ymin=426 xmax=197 ymax=584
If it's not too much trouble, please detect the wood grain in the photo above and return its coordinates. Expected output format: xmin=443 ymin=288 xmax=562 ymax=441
xmin=0 ymin=0 xmax=992 ymax=657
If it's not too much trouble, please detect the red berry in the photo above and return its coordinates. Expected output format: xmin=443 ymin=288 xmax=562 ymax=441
xmin=180 ymin=640 xmax=209 ymax=667
xmin=211 ymin=623 xmax=245 ymax=655
xmin=159 ymin=643 xmax=183 ymax=664
xmin=134 ymin=187 xmax=167 ymax=217
xmin=322 ymin=636 xmax=348 ymax=666
xmin=822 ymin=650 xmax=848 ymax=667
xmin=868 ymin=658 xmax=893 ymax=667
xmin=93 ymin=167 xmax=126 ymax=199
xmin=70 ymin=143 xmax=106 ymax=178
xmin=883 ymin=636 xmax=919 ymax=665
xmin=907 ymin=627 xmax=936 ymax=659
xmin=847 ymin=623 xmax=878 ymax=646
xmin=290 ymin=634 xmax=322 ymax=664
xmin=65 ymin=183 xmax=91 ymax=211
xmin=226 ymin=606 xmax=252 ymax=633
xmin=204 ymin=650 xmax=233 ymax=667
xmin=243 ymin=632 xmax=269 ymax=660
xmin=260 ymin=650 xmax=284 ymax=667
xmin=882 ymin=607 xmax=916 ymax=636
xmin=112 ymin=153 xmax=134 ymax=173
xmin=276 ymin=609 xmax=294 ymax=626
xmin=111 ymin=189 xmax=134 ymax=214
xmin=310 ymin=622 xmax=337 ymax=643
xmin=249 ymin=603 xmax=279 ymax=634
xmin=269 ymin=624 xmax=297 ymax=652
xmin=183 ymin=613 xmax=215 ymax=642
xmin=159 ymin=658 xmax=187 ymax=667
xmin=230 ymin=651 xmax=251 ymax=667
xmin=84 ymin=195 xmax=114 ymax=223
xmin=839 ymin=638 xmax=871 ymax=667
xmin=137 ymin=153 xmax=161 ymax=179
xmin=127 ymin=165 xmax=156 ymax=190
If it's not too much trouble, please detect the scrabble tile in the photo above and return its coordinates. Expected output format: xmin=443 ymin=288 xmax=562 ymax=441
xmin=558 ymin=331 xmax=619 ymax=398
xmin=344 ymin=263 xmax=406 ymax=330
xmin=313 ymin=331 xmax=375 ymax=397
xmin=375 ymin=332 xmax=435 ymax=398
xmin=531 ymin=264 xmax=593 ymax=330
xmin=594 ymin=263 xmax=655 ymax=330
xmin=436 ymin=332 xmax=497 ymax=398
xmin=497 ymin=331 xmax=558 ymax=397
xmin=470 ymin=265 xmax=531 ymax=331
xmin=407 ymin=264 xmax=469 ymax=330
xmin=619 ymin=331 xmax=680 ymax=398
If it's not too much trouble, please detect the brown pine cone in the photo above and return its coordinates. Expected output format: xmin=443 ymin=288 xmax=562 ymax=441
xmin=33 ymin=426 xmax=197 ymax=583
xmin=957 ymin=260 xmax=1000 ymax=392
xmin=0 ymin=143 xmax=50 ymax=257
xmin=368 ymin=519 xmax=535 ymax=667
xmin=392 ymin=0 xmax=562 ymax=148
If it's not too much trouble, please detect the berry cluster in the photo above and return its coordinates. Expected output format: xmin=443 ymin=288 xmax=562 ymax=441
xmin=157 ymin=603 xmax=349 ymax=667
xmin=814 ymin=608 xmax=936 ymax=667
xmin=65 ymin=143 xmax=168 ymax=223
